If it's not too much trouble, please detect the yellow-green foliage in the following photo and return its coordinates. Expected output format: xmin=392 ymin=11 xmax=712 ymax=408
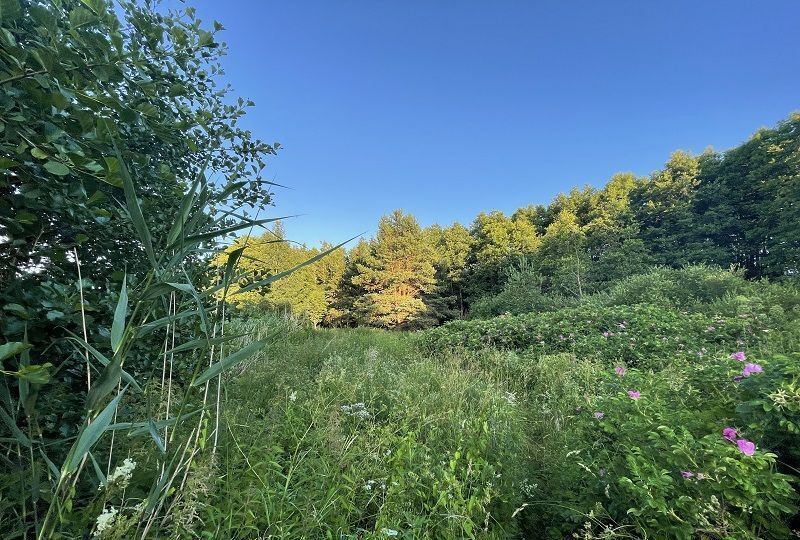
xmin=214 ymin=225 xmax=344 ymax=325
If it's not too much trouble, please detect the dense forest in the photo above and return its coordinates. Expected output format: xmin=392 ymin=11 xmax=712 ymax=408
xmin=221 ymin=114 xmax=800 ymax=328
xmin=2 ymin=1 xmax=800 ymax=538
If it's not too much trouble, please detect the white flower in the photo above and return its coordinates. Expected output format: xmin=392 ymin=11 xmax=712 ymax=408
xmin=380 ymin=528 xmax=399 ymax=537
xmin=94 ymin=506 xmax=118 ymax=537
xmin=105 ymin=457 xmax=136 ymax=489
xmin=341 ymin=402 xmax=371 ymax=419
xmin=288 ymin=391 xmax=297 ymax=402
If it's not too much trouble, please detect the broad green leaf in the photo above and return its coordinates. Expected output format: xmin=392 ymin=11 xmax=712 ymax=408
xmin=43 ymin=161 xmax=71 ymax=176
xmin=79 ymin=0 xmax=105 ymax=15
xmin=111 ymin=274 xmax=127 ymax=354
xmin=12 ymin=363 xmax=53 ymax=385
xmin=65 ymin=389 xmax=126 ymax=474
xmin=191 ymin=340 xmax=267 ymax=387
xmin=222 ymin=246 xmax=246 ymax=295
xmin=0 ymin=341 xmax=30 ymax=361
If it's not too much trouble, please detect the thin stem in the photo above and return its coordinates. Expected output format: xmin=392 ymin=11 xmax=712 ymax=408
xmin=74 ymin=248 xmax=91 ymax=392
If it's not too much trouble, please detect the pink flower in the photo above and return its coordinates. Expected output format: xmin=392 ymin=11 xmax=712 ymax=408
xmin=594 ymin=411 xmax=604 ymax=419
xmin=729 ymin=351 xmax=746 ymax=362
xmin=722 ymin=427 xmax=737 ymax=441
xmin=627 ymin=390 xmax=640 ymax=400
xmin=615 ymin=366 xmax=626 ymax=376
xmin=736 ymin=439 xmax=755 ymax=456
xmin=681 ymin=471 xmax=694 ymax=478
xmin=602 ymin=331 xmax=611 ymax=338
xmin=742 ymin=363 xmax=763 ymax=377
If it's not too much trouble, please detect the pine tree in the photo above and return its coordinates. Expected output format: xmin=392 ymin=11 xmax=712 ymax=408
xmin=353 ymin=210 xmax=437 ymax=328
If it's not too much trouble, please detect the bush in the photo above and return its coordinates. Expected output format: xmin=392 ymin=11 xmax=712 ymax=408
xmin=520 ymin=351 xmax=799 ymax=539
xmin=419 ymin=302 xmax=777 ymax=370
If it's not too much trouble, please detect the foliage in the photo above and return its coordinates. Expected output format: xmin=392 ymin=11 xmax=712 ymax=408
xmin=468 ymin=258 xmax=573 ymax=319
xmin=351 ymin=210 xmax=437 ymax=329
xmin=197 ymin=318 xmax=527 ymax=539
xmin=0 ymin=0 xmax=281 ymax=537
xmin=520 ymin=353 xmax=799 ymax=539
xmin=212 ymin=224 xmax=334 ymax=325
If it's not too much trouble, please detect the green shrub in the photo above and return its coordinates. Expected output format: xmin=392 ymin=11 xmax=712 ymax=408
xmin=520 ymin=352 xmax=799 ymax=539
xmin=420 ymin=302 xmax=775 ymax=370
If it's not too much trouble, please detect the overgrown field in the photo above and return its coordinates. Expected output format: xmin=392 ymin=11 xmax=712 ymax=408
xmin=89 ymin=268 xmax=800 ymax=539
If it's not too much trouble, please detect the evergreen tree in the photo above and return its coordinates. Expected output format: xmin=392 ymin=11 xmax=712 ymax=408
xmin=353 ymin=210 xmax=437 ymax=328
xmin=331 ymin=239 xmax=372 ymax=326
xmin=316 ymin=241 xmax=346 ymax=325
xmin=426 ymin=222 xmax=474 ymax=319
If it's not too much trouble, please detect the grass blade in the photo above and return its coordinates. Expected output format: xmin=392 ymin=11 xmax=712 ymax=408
xmin=65 ymin=389 xmax=126 ymax=474
xmin=191 ymin=340 xmax=266 ymax=387
xmin=111 ymin=274 xmax=127 ymax=354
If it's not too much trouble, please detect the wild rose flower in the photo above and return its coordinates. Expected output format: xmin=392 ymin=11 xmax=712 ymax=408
xmin=723 ymin=427 xmax=737 ymax=441
xmin=627 ymin=390 xmax=641 ymax=400
xmin=742 ymin=363 xmax=763 ymax=377
xmin=736 ymin=439 xmax=756 ymax=456
xmin=615 ymin=366 xmax=626 ymax=376
xmin=602 ymin=331 xmax=611 ymax=338
xmin=594 ymin=411 xmax=604 ymax=419
xmin=681 ymin=471 xmax=694 ymax=478
xmin=730 ymin=351 xmax=746 ymax=362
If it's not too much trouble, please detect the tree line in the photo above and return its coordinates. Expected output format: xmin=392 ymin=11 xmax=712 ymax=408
xmin=218 ymin=113 xmax=800 ymax=328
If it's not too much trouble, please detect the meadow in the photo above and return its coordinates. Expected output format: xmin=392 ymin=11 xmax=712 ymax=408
xmin=2 ymin=2 xmax=800 ymax=538
xmin=84 ymin=267 xmax=799 ymax=539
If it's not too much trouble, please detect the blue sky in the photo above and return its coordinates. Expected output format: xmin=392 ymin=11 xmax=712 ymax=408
xmin=182 ymin=1 xmax=799 ymax=246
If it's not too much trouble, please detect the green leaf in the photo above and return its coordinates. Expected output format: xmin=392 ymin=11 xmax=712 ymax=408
xmin=89 ymin=452 xmax=107 ymax=487
xmin=65 ymin=335 xmax=141 ymax=392
xmin=111 ymin=274 xmax=127 ymax=354
xmin=114 ymin=145 xmax=156 ymax=268
xmin=0 ymin=342 xmax=30 ymax=361
xmin=0 ymin=406 xmax=30 ymax=448
xmin=191 ymin=340 xmax=267 ymax=387
xmin=65 ymin=389 xmax=126 ymax=474
xmin=39 ymin=449 xmax=60 ymax=482
xmin=13 ymin=363 xmax=52 ymax=385
xmin=79 ymin=0 xmax=105 ymax=15
xmin=31 ymin=148 xmax=48 ymax=159
xmin=147 ymin=419 xmax=166 ymax=454
xmin=222 ymin=246 xmax=246 ymax=295
xmin=165 ymin=175 xmax=200 ymax=247
xmin=43 ymin=161 xmax=71 ymax=176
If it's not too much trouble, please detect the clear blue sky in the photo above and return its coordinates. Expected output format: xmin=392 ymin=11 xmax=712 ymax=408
xmin=182 ymin=1 xmax=799 ymax=246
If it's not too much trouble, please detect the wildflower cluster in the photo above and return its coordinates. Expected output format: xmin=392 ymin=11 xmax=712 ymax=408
xmin=341 ymin=402 xmax=371 ymax=420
